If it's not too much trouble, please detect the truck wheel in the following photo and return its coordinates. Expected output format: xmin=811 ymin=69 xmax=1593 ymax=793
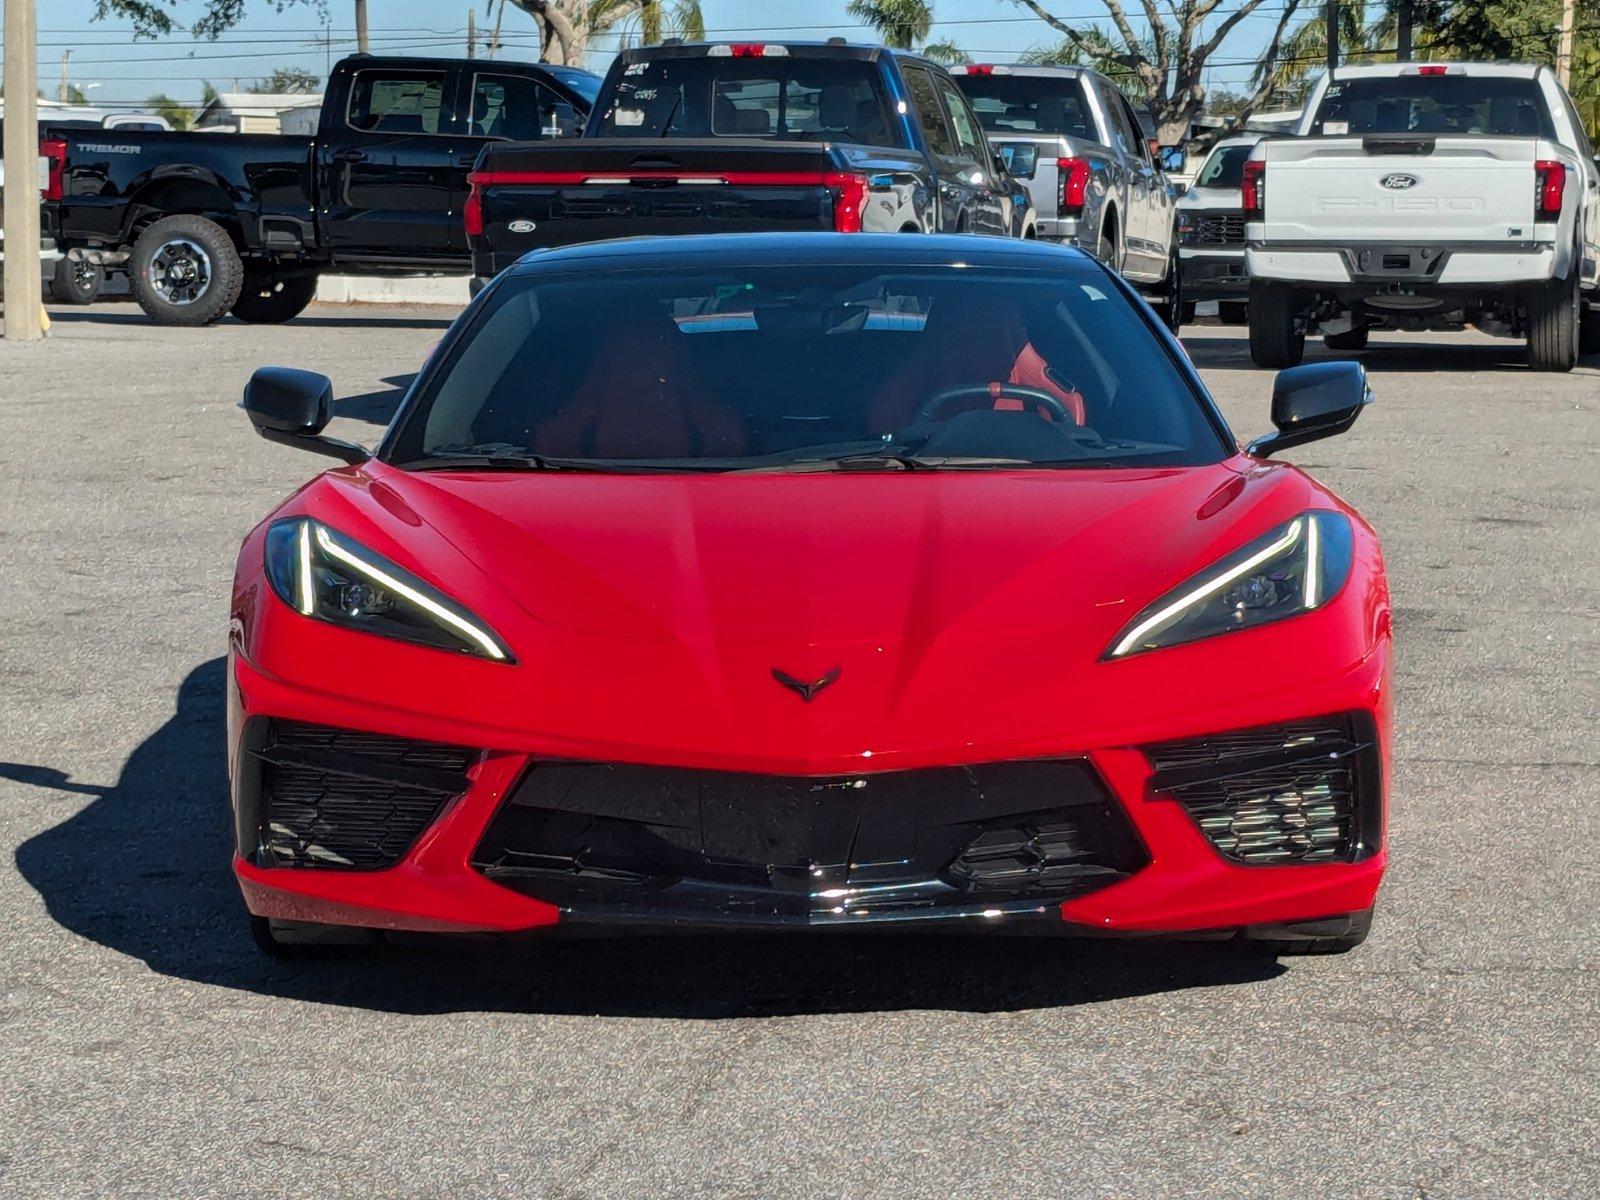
xmin=1219 ymin=301 xmax=1248 ymax=326
xmin=1180 ymin=301 xmax=1197 ymax=326
xmin=1323 ymin=325 xmax=1369 ymax=352
xmin=1096 ymin=221 xmax=1118 ymax=271
xmin=1248 ymin=283 xmax=1304 ymax=368
xmin=1153 ymin=245 xmax=1182 ymax=335
xmin=1526 ymin=270 xmax=1579 ymax=372
xmin=1579 ymin=300 xmax=1600 ymax=357
xmin=49 ymin=258 xmax=103 ymax=305
xmin=231 ymin=271 xmax=318 ymax=324
xmin=130 ymin=214 xmax=243 ymax=327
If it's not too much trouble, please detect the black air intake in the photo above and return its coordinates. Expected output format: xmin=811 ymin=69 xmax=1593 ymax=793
xmin=1144 ymin=715 xmax=1380 ymax=865
xmin=246 ymin=721 xmax=478 ymax=870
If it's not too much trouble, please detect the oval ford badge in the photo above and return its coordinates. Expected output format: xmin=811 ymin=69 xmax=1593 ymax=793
xmin=508 ymin=219 xmax=537 ymax=233
xmin=1379 ymin=173 xmax=1419 ymax=190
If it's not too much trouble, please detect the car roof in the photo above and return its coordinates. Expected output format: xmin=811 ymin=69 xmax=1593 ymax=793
xmin=510 ymin=232 xmax=1105 ymax=275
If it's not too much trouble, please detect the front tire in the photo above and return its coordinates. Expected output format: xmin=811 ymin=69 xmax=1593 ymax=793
xmin=1248 ymin=282 xmax=1305 ymax=368
xmin=1153 ymin=243 xmax=1183 ymax=335
xmin=1578 ymin=298 xmax=1600 ymax=356
xmin=130 ymin=214 xmax=243 ymax=327
xmin=231 ymin=270 xmax=318 ymax=324
xmin=48 ymin=258 xmax=103 ymax=305
xmin=1526 ymin=269 xmax=1579 ymax=372
xmin=1219 ymin=300 xmax=1248 ymax=326
xmin=1324 ymin=324 xmax=1369 ymax=352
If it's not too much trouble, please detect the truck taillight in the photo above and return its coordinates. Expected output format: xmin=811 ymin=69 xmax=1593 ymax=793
xmin=1534 ymin=160 xmax=1565 ymax=222
xmin=1056 ymin=157 xmax=1090 ymax=217
xmin=1241 ymin=159 xmax=1265 ymax=221
xmin=464 ymin=174 xmax=485 ymax=237
xmin=40 ymin=137 xmax=68 ymax=201
xmin=828 ymin=172 xmax=869 ymax=232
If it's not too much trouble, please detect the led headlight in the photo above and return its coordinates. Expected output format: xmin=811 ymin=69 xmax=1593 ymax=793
xmin=264 ymin=518 xmax=512 ymax=662
xmin=1106 ymin=512 xmax=1352 ymax=659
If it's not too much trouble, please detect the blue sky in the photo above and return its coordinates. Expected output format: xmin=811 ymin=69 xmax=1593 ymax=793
xmin=26 ymin=0 xmax=1295 ymax=108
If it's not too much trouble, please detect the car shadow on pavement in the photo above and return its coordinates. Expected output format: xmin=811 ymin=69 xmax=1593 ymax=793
xmin=10 ymin=658 xmax=1284 ymax=1018
xmin=335 ymin=374 xmax=414 ymax=426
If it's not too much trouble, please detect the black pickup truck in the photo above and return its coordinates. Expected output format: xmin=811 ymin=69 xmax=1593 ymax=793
xmin=45 ymin=54 xmax=595 ymax=325
xmin=467 ymin=41 xmax=1034 ymax=289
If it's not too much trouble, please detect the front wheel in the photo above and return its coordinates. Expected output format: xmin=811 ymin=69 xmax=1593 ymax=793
xmin=1219 ymin=301 xmax=1248 ymax=326
xmin=1248 ymin=282 xmax=1305 ymax=368
xmin=231 ymin=271 xmax=318 ymax=324
xmin=1578 ymin=298 xmax=1600 ymax=356
xmin=130 ymin=214 xmax=243 ymax=326
xmin=1324 ymin=324 xmax=1369 ymax=352
xmin=48 ymin=258 xmax=103 ymax=305
xmin=1152 ymin=244 xmax=1183 ymax=335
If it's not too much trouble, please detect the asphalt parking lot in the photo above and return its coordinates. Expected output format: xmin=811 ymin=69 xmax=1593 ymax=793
xmin=2 ymin=303 xmax=1596 ymax=1199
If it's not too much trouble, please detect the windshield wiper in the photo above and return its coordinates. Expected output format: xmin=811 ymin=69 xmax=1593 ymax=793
xmin=400 ymin=451 xmax=722 ymax=474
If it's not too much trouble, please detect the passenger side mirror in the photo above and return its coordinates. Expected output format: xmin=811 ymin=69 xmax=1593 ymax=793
xmin=241 ymin=367 xmax=368 ymax=464
xmin=1246 ymin=362 xmax=1372 ymax=457
xmin=1158 ymin=145 xmax=1187 ymax=174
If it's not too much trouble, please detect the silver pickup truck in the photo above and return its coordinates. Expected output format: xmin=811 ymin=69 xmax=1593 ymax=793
xmin=950 ymin=63 xmax=1181 ymax=329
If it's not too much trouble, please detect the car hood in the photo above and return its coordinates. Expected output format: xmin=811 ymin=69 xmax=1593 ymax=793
xmin=306 ymin=459 xmax=1331 ymax=767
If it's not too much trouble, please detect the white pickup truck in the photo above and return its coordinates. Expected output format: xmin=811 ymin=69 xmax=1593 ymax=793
xmin=1244 ymin=62 xmax=1600 ymax=371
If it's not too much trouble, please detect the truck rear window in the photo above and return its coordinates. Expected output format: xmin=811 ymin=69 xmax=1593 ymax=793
xmin=1310 ymin=75 xmax=1555 ymax=138
xmin=953 ymin=76 xmax=1095 ymax=140
xmin=592 ymin=57 xmax=900 ymax=147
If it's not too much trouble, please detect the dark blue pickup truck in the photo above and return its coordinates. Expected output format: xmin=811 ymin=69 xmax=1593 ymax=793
xmin=467 ymin=41 xmax=1035 ymax=290
xmin=45 ymin=54 xmax=596 ymax=325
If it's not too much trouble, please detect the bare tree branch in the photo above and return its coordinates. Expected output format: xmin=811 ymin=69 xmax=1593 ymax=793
xmin=1194 ymin=0 xmax=1273 ymax=62
xmin=1236 ymin=0 xmax=1306 ymax=121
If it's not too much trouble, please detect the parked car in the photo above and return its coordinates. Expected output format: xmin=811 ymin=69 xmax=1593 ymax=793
xmin=43 ymin=54 xmax=593 ymax=326
xmin=231 ymin=231 xmax=1388 ymax=956
xmin=1245 ymin=62 xmax=1600 ymax=370
xmin=467 ymin=40 xmax=1033 ymax=291
xmin=1176 ymin=134 xmax=1261 ymax=324
xmin=949 ymin=63 xmax=1182 ymax=329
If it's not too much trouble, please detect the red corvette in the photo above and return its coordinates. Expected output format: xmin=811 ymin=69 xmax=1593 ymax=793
xmin=230 ymin=234 xmax=1390 ymax=955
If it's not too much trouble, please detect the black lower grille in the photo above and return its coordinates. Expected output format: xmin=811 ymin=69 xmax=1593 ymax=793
xmin=249 ymin=721 xmax=478 ymax=870
xmin=1184 ymin=211 xmax=1246 ymax=245
xmin=471 ymin=760 xmax=1147 ymax=926
xmin=1144 ymin=715 xmax=1380 ymax=865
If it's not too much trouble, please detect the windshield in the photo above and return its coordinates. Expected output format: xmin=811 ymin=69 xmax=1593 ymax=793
xmin=1195 ymin=142 xmax=1255 ymax=188
xmin=954 ymin=75 xmax=1095 ymax=140
xmin=390 ymin=265 xmax=1226 ymax=473
xmin=591 ymin=56 xmax=901 ymax=146
xmin=1310 ymin=75 xmax=1556 ymax=138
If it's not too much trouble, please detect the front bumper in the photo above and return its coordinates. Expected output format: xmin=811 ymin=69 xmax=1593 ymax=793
xmin=1179 ymin=246 xmax=1248 ymax=298
xmin=230 ymin=645 xmax=1391 ymax=939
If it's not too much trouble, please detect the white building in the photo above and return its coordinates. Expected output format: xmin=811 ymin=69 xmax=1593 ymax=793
xmin=194 ymin=92 xmax=322 ymax=135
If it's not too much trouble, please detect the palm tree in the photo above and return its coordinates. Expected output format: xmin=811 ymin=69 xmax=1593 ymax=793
xmin=845 ymin=0 xmax=934 ymax=51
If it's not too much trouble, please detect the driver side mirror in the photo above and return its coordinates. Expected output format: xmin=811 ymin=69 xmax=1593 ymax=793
xmin=1158 ymin=145 xmax=1187 ymax=174
xmin=241 ymin=367 xmax=368 ymax=464
xmin=1246 ymin=361 xmax=1372 ymax=457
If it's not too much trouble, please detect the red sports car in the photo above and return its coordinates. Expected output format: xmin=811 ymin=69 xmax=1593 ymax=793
xmin=230 ymin=234 xmax=1390 ymax=955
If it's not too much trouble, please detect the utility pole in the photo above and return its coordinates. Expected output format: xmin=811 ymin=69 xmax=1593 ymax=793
xmin=467 ymin=7 xmax=477 ymax=58
xmin=1325 ymin=0 xmax=1339 ymax=74
xmin=59 ymin=48 xmax=71 ymax=103
xmin=4 ymin=0 xmax=45 ymax=341
xmin=489 ymin=0 xmax=505 ymax=59
xmin=1557 ymin=0 xmax=1575 ymax=89
xmin=1396 ymin=0 xmax=1413 ymax=62
xmin=355 ymin=0 xmax=369 ymax=53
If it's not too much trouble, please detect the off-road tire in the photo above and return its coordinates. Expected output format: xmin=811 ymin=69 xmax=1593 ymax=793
xmin=130 ymin=214 xmax=243 ymax=327
xmin=231 ymin=270 xmax=318 ymax=324
xmin=48 ymin=258 xmax=103 ymax=304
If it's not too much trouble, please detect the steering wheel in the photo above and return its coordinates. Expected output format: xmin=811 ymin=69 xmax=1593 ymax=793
xmin=916 ymin=382 xmax=1075 ymax=425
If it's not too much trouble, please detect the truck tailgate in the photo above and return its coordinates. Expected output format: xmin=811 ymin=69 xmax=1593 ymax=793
xmin=472 ymin=139 xmax=861 ymax=249
xmin=1260 ymin=136 xmax=1541 ymax=243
